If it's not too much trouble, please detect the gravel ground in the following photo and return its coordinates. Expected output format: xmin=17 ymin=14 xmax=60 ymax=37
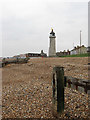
xmin=1 ymin=57 xmax=90 ymax=119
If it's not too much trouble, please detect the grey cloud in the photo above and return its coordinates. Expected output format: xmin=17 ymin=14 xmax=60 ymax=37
xmin=1 ymin=1 xmax=88 ymax=57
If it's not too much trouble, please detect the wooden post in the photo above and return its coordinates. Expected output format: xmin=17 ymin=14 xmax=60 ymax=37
xmin=64 ymin=76 xmax=67 ymax=87
xmin=52 ymin=66 xmax=64 ymax=117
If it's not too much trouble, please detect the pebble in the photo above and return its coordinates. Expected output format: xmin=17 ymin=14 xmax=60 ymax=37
xmin=2 ymin=57 xmax=89 ymax=119
xmin=2 ymin=83 xmax=89 ymax=119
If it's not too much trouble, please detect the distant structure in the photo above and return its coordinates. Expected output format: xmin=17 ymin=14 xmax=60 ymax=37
xmin=70 ymin=45 xmax=87 ymax=55
xmin=56 ymin=45 xmax=88 ymax=57
xmin=13 ymin=50 xmax=47 ymax=59
xmin=88 ymin=2 xmax=90 ymax=54
xmin=80 ymin=30 xmax=82 ymax=54
xmin=26 ymin=50 xmax=47 ymax=58
xmin=49 ymin=29 xmax=56 ymax=57
xmin=56 ymin=50 xmax=70 ymax=57
xmin=87 ymin=46 xmax=90 ymax=53
xmin=40 ymin=50 xmax=47 ymax=57
xmin=88 ymin=2 xmax=90 ymax=48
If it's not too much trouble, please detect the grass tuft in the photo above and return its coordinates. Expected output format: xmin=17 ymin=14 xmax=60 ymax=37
xmin=60 ymin=53 xmax=90 ymax=57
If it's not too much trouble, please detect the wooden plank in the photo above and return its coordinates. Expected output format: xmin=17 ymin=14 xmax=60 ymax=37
xmin=64 ymin=76 xmax=90 ymax=94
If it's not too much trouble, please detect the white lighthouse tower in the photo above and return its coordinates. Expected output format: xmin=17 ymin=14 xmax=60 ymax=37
xmin=49 ymin=29 xmax=56 ymax=57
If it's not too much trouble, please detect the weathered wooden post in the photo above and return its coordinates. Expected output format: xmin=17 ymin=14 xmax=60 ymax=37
xmin=52 ymin=66 xmax=64 ymax=117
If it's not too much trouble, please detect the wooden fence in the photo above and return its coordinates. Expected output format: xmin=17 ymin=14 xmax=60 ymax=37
xmin=52 ymin=66 xmax=90 ymax=117
xmin=64 ymin=76 xmax=90 ymax=94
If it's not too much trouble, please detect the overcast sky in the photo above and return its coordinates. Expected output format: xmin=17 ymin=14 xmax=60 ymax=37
xmin=0 ymin=0 xmax=89 ymax=57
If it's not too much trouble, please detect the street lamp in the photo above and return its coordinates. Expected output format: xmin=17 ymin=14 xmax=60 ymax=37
xmin=80 ymin=30 xmax=82 ymax=54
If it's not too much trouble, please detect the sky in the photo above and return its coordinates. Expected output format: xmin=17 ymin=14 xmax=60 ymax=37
xmin=0 ymin=0 xmax=89 ymax=57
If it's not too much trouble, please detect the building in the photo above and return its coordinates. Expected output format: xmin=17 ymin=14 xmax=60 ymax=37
xmin=40 ymin=50 xmax=47 ymax=57
xmin=26 ymin=50 xmax=47 ymax=58
xmin=56 ymin=50 xmax=70 ymax=57
xmin=49 ymin=29 xmax=56 ymax=57
xmin=70 ymin=48 xmax=77 ymax=55
xmin=26 ymin=53 xmax=41 ymax=58
xmin=87 ymin=46 xmax=90 ymax=54
xmin=70 ymin=45 xmax=87 ymax=55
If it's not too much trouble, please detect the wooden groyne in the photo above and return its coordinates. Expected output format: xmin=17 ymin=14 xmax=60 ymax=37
xmin=0 ymin=57 xmax=29 ymax=67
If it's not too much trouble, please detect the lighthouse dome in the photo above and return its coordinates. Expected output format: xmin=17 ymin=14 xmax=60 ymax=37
xmin=50 ymin=29 xmax=55 ymax=36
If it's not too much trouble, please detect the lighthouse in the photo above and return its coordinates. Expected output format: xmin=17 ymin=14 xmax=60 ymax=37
xmin=49 ymin=29 xmax=56 ymax=57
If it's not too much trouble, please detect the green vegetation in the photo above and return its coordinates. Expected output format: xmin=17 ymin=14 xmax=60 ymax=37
xmin=61 ymin=53 xmax=90 ymax=57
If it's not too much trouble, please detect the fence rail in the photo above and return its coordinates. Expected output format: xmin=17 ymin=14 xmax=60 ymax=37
xmin=64 ymin=76 xmax=90 ymax=94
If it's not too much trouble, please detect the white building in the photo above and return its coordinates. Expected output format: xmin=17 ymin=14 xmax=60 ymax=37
xmin=70 ymin=45 xmax=87 ymax=55
xmin=70 ymin=49 xmax=77 ymax=55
